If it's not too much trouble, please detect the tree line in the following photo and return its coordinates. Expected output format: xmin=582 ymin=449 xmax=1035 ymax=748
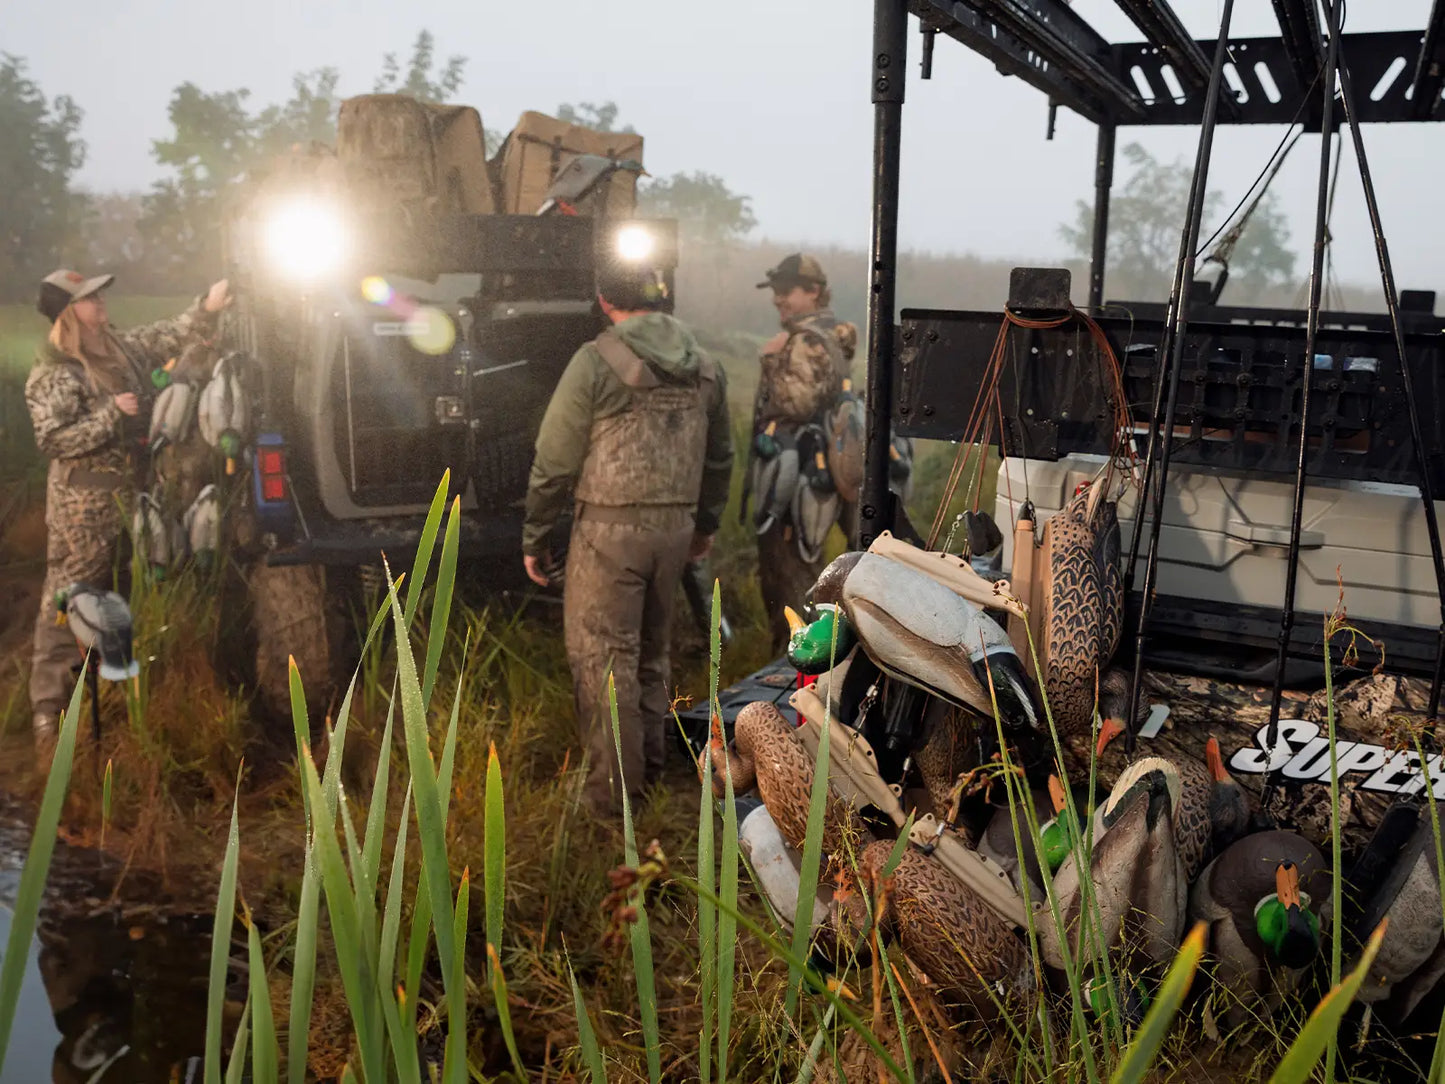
xmin=2 ymin=32 xmax=1294 ymax=305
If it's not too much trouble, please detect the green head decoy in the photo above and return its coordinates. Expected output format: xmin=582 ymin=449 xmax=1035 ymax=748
xmin=1255 ymin=860 xmax=1321 ymax=970
xmin=784 ymin=605 xmax=856 ymax=675
xmin=1039 ymin=775 xmax=1081 ymax=874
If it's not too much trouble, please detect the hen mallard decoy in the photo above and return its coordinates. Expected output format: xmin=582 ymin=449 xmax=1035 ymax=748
xmin=832 ymin=837 xmax=1035 ymax=1016
xmin=709 ymin=700 xmax=869 ymax=860
xmin=1168 ymin=738 xmax=1253 ymax=883
xmin=1188 ymin=830 xmax=1327 ymax=1030
xmin=808 ymin=550 xmax=1039 ymax=732
xmin=1013 ymin=479 xmax=1126 ymax=739
xmin=55 ymin=583 xmax=138 ymax=682
xmin=1353 ymin=817 xmax=1445 ymax=1025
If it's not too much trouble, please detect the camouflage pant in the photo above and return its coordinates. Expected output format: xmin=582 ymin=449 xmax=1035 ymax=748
xmin=564 ymin=510 xmax=693 ymax=816
xmin=31 ymin=477 xmax=127 ymax=718
xmin=758 ymin=520 xmax=825 ymax=655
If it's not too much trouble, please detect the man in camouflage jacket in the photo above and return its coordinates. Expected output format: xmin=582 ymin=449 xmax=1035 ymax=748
xmin=522 ymin=265 xmax=734 ymax=817
xmin=26 ymin=270 xmax=227 ymax=750
xmin=750 ymin=254 xmax=858 ymax=651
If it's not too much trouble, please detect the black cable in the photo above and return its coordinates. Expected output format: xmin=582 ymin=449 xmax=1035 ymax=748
xmin=1195 ymin=124 xmax=1305 ymax=259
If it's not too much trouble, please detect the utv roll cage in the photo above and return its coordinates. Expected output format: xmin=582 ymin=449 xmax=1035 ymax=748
xmin=856 ymin=0 xmax=1445 ymax=783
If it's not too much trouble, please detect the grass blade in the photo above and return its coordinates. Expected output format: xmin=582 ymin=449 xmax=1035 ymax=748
xmin=609 ymin=674 xmax=662 ymax=1084
xmin=204 ymin=777 xmax=243 ymax=1084
xmin=787 ymin=677 xmax=832 ymax=1016
xmin=101 ymin=758 xmax=113 ymax=850
xmin=421 ymin=496 xmax=460 ymax=706
xmin=0 ymin=666 xmax=84 ymax=1073
xmin=488 ymin=944 xmax=526 ymax=1080
xmin=289 ymin=658 xmax=311 ymax=824
xmin=444 ymin=870 xmax=470 ymax=1084
xmin=287 ymin=840 xmax=322 ymax=1084
xmin=698 ymin=743 xmax=717 ymax=1084
xmin=1265 ymin=920 xmax=1389 ymax=1084
xmin=1109 ymin=922 xmax=1206 ymax=1084
xmin=246 ymin=907 xmax=280 ymax=1084
xmin=1414 ymin=739 xmax=1445 ymax=1084
xmin=567 ymin=948 xmax=608 ymax=1083
xmin=404 ymin=471 xmax=450 ymax=626
xmin=362 ymin=690 xmax=397 ymax=893
xmin=484 ymin=742 xmax=506 ymax=981
xmin=717 ymin=707 xmax=740 ymax=1084
xmin=381 ymin=784 xmax=414 ymax=986
xmin=225 ymin=996 xmax=252 ymax=1084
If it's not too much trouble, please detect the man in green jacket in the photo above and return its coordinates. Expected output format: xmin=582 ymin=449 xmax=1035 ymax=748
xmin=523 ymin=263 xmax=733 ymax=817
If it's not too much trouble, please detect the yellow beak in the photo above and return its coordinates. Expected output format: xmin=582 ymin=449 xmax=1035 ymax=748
xmin=783 ymin=606 xmax=806 ymax=634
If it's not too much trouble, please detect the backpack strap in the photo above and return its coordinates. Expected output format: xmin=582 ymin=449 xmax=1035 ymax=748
xmin=595 ymin=329 xmax=659 ymax=388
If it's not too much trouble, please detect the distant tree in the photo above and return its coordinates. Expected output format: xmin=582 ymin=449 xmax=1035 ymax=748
xmin=253 ymin=68 xmax=341 ymax=157
xmin=637 ymin=171 xmax=757 ymax=246
xmin=1060 ymin=141 xmax=1295 ymax=300
xmin=0 ymin=55 xmax=86 ymax=301
xmin=374 ymin=30 xmax=465 ymax=104
xmin=555 ymin=100 xmax=635 ymax=134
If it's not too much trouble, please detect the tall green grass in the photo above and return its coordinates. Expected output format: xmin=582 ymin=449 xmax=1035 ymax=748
xmin=0 ymin=470 xmax=1438 ymax=1084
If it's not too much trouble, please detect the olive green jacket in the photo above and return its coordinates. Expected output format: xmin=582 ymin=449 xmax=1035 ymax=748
xmin=523 ymin=313 xmax=734 ymax=556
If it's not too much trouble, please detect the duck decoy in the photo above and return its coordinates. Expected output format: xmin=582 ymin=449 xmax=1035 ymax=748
xmin=1189 ymin=830 xmax=1327 ymax=1030
xmin=832 ymin=837 xmax=1035 ymax=1017
xmin=784 ymin=605 xmax=856 ymax=676
xmin=184 ymin=484 xmax=220 ymax=568
xmin=809 ymin=550 xmax=1040 ymax=733
xmin=1352 ymin=816 xmax=1445 ymax=1026
xmin=197 ymin=354 xmax=250 ymax=476
xmin=1043 ymin=757 xmax=1186 ymax=977
xmin=710 ymin=700 xmax=869 ymax=860
xmin=55 ymin=584 xmax=138 ymax=683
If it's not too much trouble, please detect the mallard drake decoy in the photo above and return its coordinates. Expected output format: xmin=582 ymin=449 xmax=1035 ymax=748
xmin=1189 ymin=830 xmax=1327 ymax=1030
xmin=809 ymin=551 xmax=1040 ymax=732
xmin=55 ymin=583 xmax=138 ymax=681
xmin=710 ymin=700 xmax=869 ymax=859
xmin=1353 ymin=817 xmax=1445 ymax=1025
xmin=833 ymin=837 xmax=1035 ymax=1016
xmin=185 ymin=483 xmax=220 ymax=568
xmin=977 ymin=775 xmax=1081 ymax=899
xmin=536 ymin=154 xmax=645 ymax=215
xmin=784 ymin=605 xmax=856 ymax=676
xmin=132 ymin=491 xmax=187 ymax=571
xmin=198 ymin=354 xmax=250 ymax=475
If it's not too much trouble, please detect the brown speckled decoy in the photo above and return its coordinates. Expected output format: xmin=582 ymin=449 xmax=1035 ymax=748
xmin=836 ymin=837 xmax=1035 ymax=1017
xmin=710 ymin=700 xmax=869 ymax=860
xmin=1037 ymin=484 xmax=1126 ymax=738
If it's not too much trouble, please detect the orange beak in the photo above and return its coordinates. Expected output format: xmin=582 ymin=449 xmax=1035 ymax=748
xmin=1275 ymin=861 xmax=1301 ymax=909
xmin=1206 ymin=736 xmax=1231 ymax=783
xmin=1048 ymin=775 xmax=1067 ymax=816
xmin=1096 ymin=717 xmax=1126 ymax=758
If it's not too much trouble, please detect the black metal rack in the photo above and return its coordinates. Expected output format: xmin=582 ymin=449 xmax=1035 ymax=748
xmin=859 ymin=1 xmax=1445 ymax=764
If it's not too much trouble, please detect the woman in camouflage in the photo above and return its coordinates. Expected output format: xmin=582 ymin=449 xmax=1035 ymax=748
xmin=25 ymin=269 xmax=230 ymax=753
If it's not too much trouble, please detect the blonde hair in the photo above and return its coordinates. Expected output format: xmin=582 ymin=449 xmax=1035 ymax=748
xmin=47 ymin=308 xmax=130 ymax=394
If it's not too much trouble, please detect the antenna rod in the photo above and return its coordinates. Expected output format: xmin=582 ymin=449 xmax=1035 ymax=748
xmin=1123 ymin=0 xmax=1236 ymax=752
xmin=1262 ymin=0 xmax=1342 ymax=807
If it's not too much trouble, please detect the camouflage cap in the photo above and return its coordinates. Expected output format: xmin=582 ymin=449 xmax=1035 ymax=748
xmin=757 ymin=253 xmax=826 ymax=291
xmin=38 ymin=269 xmax=115 ymax=323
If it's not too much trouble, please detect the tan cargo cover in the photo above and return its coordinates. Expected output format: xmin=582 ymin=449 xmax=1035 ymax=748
xmin=497 ymin=111 xmax=643 ymax=215
xmin=336 ymin=95 xmax=496 ymax=215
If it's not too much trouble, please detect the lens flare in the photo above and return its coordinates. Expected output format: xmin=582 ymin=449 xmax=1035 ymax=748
xmin=361 ymin=276 xmax=393 ymax=305
xmin=262 ymin=198 xmax=348 ymax=281
xmin=408 ymin=306 xmax=457 ymax=355
xmin=615 ymin=224 xmax=656 ymax=263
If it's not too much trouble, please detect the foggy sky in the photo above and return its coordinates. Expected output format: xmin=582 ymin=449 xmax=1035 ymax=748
xmin=9 ymin=0 xmax=1444 ymax=299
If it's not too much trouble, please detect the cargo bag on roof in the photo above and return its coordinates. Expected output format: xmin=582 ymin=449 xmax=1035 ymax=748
xmin=495 ymin=110 xmax=644 ymax=215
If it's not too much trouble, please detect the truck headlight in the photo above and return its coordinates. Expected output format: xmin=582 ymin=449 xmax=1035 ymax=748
xmin=614 ymin=224 xmax=656 ymax=263
xmin=263 ymin=199 xmax=349 ymax=281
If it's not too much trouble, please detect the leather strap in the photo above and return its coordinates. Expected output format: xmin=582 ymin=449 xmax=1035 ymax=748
xmin=54 ymin=463 xmax=126 ymax=491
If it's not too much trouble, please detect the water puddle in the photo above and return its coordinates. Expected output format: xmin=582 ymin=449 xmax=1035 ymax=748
xmin=0 ymin=804 xmax=216 ymax=1083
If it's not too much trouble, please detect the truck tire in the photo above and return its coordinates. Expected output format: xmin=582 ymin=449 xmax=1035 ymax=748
xmin=249 ymin=562 xmax=336 ymax=729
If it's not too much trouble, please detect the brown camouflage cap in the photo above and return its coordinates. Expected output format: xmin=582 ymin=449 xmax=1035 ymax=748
xmin=757 ymin=253 xmax=827 ymax=291
xmin=38 ymin=269 xmax=115 ymax=322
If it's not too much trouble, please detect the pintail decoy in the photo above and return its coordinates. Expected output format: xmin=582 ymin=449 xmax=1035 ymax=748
xmin=809 ymin=550 xmax=1040 ymax=733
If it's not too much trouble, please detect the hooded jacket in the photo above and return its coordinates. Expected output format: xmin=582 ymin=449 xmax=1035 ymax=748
xmin=523 ymin=312 xmax=734 ymax=556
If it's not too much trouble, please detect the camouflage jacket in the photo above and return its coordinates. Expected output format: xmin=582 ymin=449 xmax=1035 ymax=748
xmin=523 ymin=313 xmax=734 ymax=556
xmin=25 ymin=299 xmax=217 ymax=478
xmin=753 ymin=308 xmax=858 ymax=431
